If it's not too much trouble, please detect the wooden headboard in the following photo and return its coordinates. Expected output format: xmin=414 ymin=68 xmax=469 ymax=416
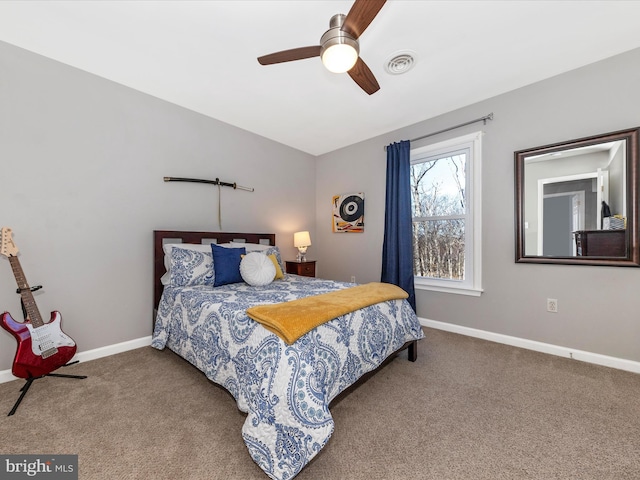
xmin=153 ymin=230 xmax=276 ymax=315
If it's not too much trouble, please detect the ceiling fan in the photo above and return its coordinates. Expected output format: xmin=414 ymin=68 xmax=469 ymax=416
xmin=257 ymin=0 xmax=387 ymax=95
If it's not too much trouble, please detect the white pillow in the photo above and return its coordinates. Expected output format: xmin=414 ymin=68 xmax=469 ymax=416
xmin=231 ymin=242 xmax=285 ymax=273
xmin=240 ymin=252 xmax=276 ymax=287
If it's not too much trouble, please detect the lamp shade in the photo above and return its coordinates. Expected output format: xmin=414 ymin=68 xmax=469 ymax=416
xmin=294 ymin=231 xmax=311 ymax=247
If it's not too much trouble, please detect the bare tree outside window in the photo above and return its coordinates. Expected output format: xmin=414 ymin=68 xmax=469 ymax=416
xmin=411 ymin=152 xmax=467 ymax=280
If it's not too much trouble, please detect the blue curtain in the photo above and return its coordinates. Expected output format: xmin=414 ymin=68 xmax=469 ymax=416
xmin=381 ymin=140 xmax=416 ymax=312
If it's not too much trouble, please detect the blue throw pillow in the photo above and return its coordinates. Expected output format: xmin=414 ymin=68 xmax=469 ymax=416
xmin=211 ymin=244 xmax=246 ymax=286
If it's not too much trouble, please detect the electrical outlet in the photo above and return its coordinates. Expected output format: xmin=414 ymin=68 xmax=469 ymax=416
xmin=350 ymin=276 xmax=356 ymax=283
xmin=547 ymin=298 xmax=558 ymax=313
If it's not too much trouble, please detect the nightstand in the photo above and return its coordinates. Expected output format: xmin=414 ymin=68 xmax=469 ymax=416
xmin=285 ymin=260 xmax=316 ymax=277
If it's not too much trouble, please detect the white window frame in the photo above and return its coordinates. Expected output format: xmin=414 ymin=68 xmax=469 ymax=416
xmin=410 ymin=131 xmax=483 ymax=296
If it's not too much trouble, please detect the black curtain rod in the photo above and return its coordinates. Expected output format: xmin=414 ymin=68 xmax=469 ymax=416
xmin=384 ymin=113 xmax=493 ymax=150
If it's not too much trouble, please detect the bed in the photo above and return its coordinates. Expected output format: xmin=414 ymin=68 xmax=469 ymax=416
xmin=151 ymin=230 xmax=424 ymax=480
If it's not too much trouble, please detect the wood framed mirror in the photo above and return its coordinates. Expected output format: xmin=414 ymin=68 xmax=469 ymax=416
xmin=515 ymin=127 xmax=640 ymax=266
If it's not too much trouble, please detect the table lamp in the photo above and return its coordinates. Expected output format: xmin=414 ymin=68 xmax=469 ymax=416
xmin=294 ymin=231 xmax=311 ymax=262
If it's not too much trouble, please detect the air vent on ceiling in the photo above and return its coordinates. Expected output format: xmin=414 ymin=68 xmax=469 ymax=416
xmin=384 ymin=51 xmax=416 ymax=75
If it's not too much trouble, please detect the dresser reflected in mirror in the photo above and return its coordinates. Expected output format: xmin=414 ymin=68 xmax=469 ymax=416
xmin=515 ymin=127 xmax=640 ymax=266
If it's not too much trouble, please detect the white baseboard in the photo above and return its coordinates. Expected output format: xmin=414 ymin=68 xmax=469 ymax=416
xmin=3 ymin=321 xmax=638 ymax=384
xmin=0 ymin=336 xmax=152 ymax=384
xmin=420 ymin=318 xmax=640 ymax=375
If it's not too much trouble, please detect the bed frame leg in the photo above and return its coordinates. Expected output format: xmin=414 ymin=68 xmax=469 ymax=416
xmin=408 ymin=341 xmax=417 ymax=362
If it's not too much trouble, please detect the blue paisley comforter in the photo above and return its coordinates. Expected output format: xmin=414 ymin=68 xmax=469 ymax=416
xmin=152 ymin=275 xmax=424 ymax=480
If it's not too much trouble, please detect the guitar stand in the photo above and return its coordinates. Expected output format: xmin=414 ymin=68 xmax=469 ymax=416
xmin=6 ymin=289 xmax=88 ymax=416
xmin=8 ymin=361 xmax=87 ymax=416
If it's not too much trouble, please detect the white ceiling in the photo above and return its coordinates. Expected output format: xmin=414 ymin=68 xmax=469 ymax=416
xmin=2 ymin=1 xmax=640 ymax=156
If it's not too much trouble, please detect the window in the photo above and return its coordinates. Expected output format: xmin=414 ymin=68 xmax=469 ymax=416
xmin=410 ymin=131 xmax=482 ymax=296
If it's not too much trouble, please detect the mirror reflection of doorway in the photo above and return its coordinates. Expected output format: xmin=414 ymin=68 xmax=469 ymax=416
xmin=542 ymin=191 xmax=584 ymax=256
xmin=538 ymin=173 xmax=605 ymax=256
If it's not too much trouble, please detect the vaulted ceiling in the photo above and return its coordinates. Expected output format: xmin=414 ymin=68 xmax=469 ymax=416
xmin=2 ymin=1 xmax=640 ymax=156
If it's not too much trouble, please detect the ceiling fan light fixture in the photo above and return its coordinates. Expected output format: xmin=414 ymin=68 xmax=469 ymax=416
xmin=257 ymin=1 xmax=386 ymax=94
xmin=320 ymin=13 xmax=359 ymax=73
xmin=321 ymin=42 xmax=359 ymax=73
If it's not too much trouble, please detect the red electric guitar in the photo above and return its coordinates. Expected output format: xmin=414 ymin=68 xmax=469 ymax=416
xmin=1 ymin=227 xmax=77 ymax=379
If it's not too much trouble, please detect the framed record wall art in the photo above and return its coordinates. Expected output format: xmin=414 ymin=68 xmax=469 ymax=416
xmin=332 ymin=192 xmax=364 ymax=233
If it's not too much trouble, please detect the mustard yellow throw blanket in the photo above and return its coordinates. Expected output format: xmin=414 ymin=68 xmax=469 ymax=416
xmin=246 ymin=282 xmax=408 ymax=344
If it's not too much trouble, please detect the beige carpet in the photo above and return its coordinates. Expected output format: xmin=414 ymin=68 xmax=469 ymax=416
xmin=1 ymin=328 xmax=639 ymax=479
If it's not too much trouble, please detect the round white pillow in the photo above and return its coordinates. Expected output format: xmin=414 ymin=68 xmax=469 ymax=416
xmin=240 ymin=252 xmax=276 ymax=287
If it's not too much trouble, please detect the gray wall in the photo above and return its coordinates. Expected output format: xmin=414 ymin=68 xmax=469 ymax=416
xmin=316 ymin=47 xmax=640 ymax=363
xmin=0 ymin=41 xmax=316 ymax=371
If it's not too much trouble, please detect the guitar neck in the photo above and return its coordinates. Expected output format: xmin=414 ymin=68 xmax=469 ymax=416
xmin=8 ymin=256 xmax=44 ymax=328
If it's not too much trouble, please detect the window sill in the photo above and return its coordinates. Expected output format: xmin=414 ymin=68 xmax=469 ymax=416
xmin=414 ymin=281 xmax=483 ymax=297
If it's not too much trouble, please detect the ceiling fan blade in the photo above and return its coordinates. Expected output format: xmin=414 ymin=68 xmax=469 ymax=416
xmin=258 ymin=46 xmax=321 ymax=65
xmin=348 ymin=57 xmax=380 ymax=95
xmin=341 ymin=0 xmax=387 ymax=39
